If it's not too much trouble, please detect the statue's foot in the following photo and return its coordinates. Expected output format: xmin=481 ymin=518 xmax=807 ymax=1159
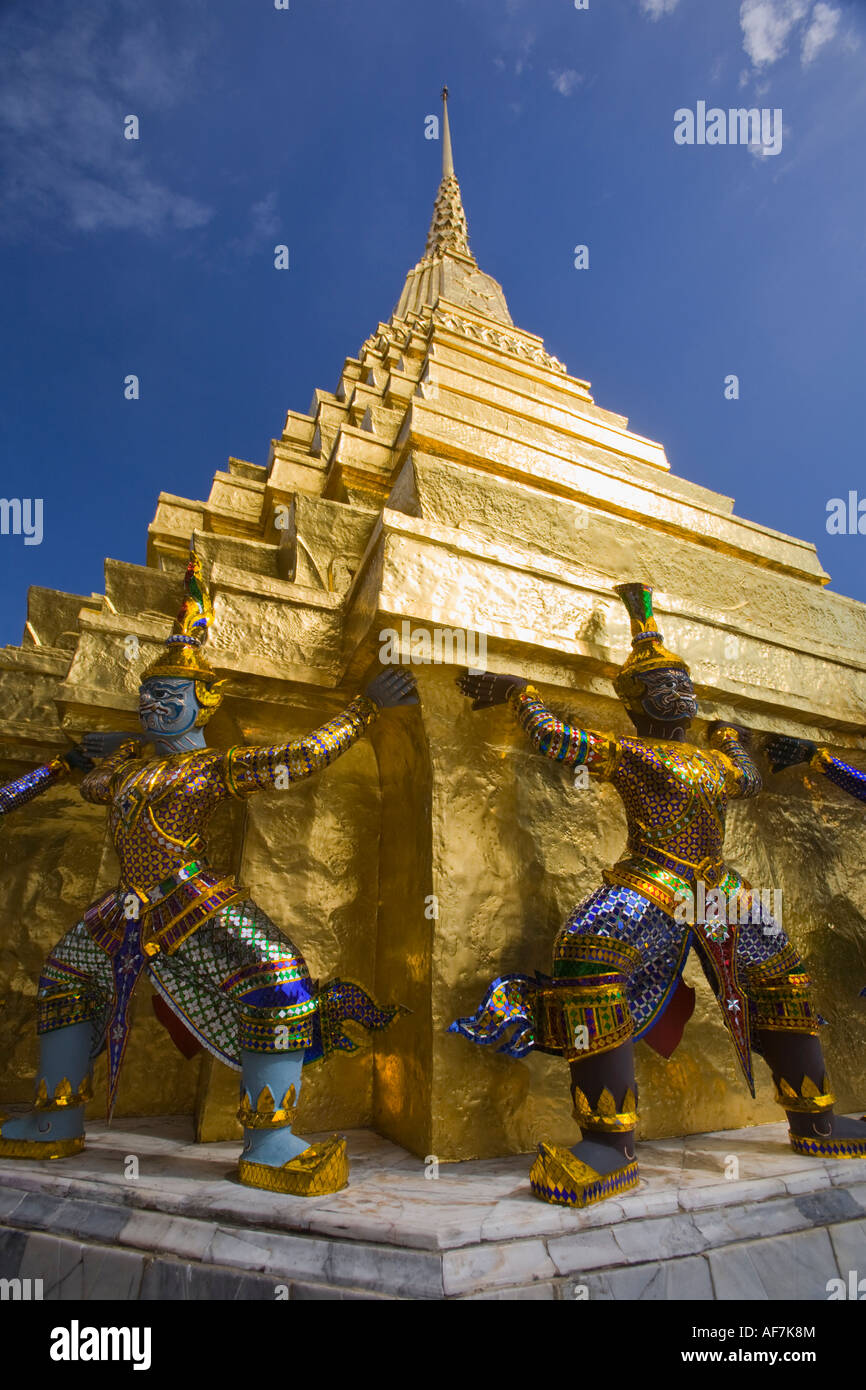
xmin=238 ymin=1136 xmax=348 ymax=1196
xmin=789 ymin=1113 xmax=866 ymax=1159
xmin=0 ymin=1107 xmax=85 ymax=1160
xmin=529 ymin=1137 xmax=638 ymax=1208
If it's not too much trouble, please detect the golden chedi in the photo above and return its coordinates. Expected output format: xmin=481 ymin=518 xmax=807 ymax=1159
xmin=2 ymin=91 xmax=865 ymax=1160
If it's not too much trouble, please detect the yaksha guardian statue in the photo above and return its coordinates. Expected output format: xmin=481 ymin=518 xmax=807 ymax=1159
xmin=452 ymin=582 xmax=866 ymax=1209
xmin=0 ymin=550 xmax=416 ymax=1196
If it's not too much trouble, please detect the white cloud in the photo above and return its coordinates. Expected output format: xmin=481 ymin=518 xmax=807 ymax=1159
xmin=230 ymin=192 xmax=281 ymax=257
xmin=550 ymin=69 xmax=583 ymax=96
xmin=0 ymin=1 xmax=213 ymax=241
xmin=250 ymin=193 xmax=280 ymax=240
xmin=639 ymin=0 xmax=681 ymax=17
xmin=801 ymin=2 xmax=841 ymax=64
xmin=739 ymin=0 xmax=809 ymax=68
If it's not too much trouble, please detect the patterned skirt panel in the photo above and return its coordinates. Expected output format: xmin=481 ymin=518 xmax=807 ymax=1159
xmin=148 ymin=899 xmax=317 ymax=1069
xmin=37 ymin=920 xmax=114 ymax=1044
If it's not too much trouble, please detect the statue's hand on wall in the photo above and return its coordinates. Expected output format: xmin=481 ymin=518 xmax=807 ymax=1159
xmin=456 ymin=672 xmax=528 ymax=710
xmin=364 ymin=666 xmax=419 ymax=709
xmin=63 ymin=743 xmax=95 ymax=771
xmin=766 ymin=735 xmax=817 ymax=773
xmin=80 ymin=731 xmax=138 ymax=761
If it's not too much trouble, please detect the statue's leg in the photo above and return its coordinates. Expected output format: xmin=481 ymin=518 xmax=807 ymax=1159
xmin=163 ymin=903 xmax=348 ymax=1196
xmin=567 ymin=1039 xmax=638 ymax=1175
xmin=758 ymin=1028 xmax=866 ymax=1156
xmin=235 ymin=1038 xmax=346 ymax=1196
xmin=529 ymin=892 xmax=652 ymax=1207
xmin=528 ymin=1001 xmax=639 ymax=1208
xmin=0 ymin=923 xmax=110 ymax=1158
xmin=741 ymin=919 xmax=866 ymax=1157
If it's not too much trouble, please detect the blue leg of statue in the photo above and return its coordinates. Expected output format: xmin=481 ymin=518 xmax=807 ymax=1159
xmin=0 ymin=1020 xmax=94 ymax=1157
xmin=239 ymin=1050 xmax=309 ymax=1163
xmin=236 ymin=1041 xmax=348 ymax=1196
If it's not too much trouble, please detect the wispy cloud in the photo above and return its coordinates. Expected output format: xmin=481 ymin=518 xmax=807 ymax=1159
xmin=0 ymin=0 xmax=213 ymax=241
xmin=740 ymin=0 xmax=810 ymax=68
xmin=230 ymin=192 xmax=281 ymax=257
xmin=639 ymin=0 xmax=681 ymax=18
xmin=550 ymin=69 xmax=583 ymax=97
xmin=801 ymin=2 xmax=841 ymax=64
xmin=739 ymin=0 xmax=847 ymax=71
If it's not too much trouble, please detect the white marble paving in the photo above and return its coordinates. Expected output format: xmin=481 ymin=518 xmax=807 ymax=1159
xmin=1 ymin=1113 xmax=865 ymax=1247
xmin=1 ymin=1113 xmax=866 ymax=1298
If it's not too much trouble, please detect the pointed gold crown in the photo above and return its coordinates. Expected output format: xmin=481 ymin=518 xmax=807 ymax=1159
xmin=612 ymin=583 xmax=690 ymax=712
xmin=140 ymin=547 xmax=224 ymax=724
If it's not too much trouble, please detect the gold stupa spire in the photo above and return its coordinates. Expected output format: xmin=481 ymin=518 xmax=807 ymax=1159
xmin=394 ymin=87 xmax=513 ymax=324
xmin=424 ymin=86 xmax=474 ymax=262
xmin=441 ymin=85 xmax=454 ymax=179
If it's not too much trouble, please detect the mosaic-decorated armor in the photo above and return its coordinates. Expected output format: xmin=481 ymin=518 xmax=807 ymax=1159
xmin=0 ymin=549 xmax=414 ymax=1197
xmin=452 ymin=583 xmax=866 ymax=1210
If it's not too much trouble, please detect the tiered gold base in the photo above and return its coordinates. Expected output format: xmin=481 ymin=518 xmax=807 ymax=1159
xmin=238 ymin=1136 xmax=349 ymax=1196
xmin=529 ymin=1141 xmax=639 ymax=1208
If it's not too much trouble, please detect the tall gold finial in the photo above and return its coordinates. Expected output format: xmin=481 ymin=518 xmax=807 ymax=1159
xmin=425 ymin=87 xmax=472 ymax=261
xmin=441 ymin=85 xmax=454 ymax=179
xmin=393 ymin=86 xmax=514 ymax=322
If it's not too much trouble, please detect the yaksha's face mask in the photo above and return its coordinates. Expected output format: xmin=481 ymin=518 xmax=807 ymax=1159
xmin=612 ymin=582 xmax=694 ymax=725
xmin=637 ymin=666 xmax=698 ymax=724
xmin=139 ymin=678 xmax=201 ymax=736
xmin=137 ymin=548 xmax=225 ymax=729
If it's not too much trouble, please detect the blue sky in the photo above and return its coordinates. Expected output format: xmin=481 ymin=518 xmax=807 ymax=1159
xmin=1 ymin=0 xmax=864 ymax=645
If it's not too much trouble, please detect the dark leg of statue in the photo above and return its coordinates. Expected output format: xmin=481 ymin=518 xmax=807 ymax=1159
xmin=757 ymin=1028 xmax=866 ymax=1153
xmin=568 ymin=1041 xmax=637 ymax=1176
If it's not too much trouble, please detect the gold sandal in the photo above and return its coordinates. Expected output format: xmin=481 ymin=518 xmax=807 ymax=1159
xmin=238 ymin=1135 xmax=348 ymax=1196
xmin=529 ymin=1141 xmax=639 ymax=1208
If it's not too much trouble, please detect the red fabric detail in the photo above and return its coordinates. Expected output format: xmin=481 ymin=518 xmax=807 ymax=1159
xmin=152 ymin=994 xmax=203 ymax=1060
xmin=642 ymin=978 xmax=696 ymax=1058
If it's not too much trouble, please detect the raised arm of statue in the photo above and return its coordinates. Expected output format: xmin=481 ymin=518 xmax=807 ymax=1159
xmin=811 ymin=747 xmax=866 ymax=803
xmin=707 ymin=722 xmax=762 ymax=799
xmin=221 ymin=695 xmax=381 ymax=798
xmin=768 ymin=735 xmax=866 ymax=804
xmin=508 ymin=684 xmax=620 ymax=778
xmin=0 ymin=756 xmax=71 ymax=818
xmin=455 ymin=669 xmax=618 ymax=776
xmin=219 ymin=668 xmax=417 ymax=800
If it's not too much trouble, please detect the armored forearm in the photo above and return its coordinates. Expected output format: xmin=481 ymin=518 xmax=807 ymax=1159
xmin=508 ymin=685 xmax=618 ymax=777
xmin=79 ymin=740 xmax=142 ymax=805
xmin=708 ymin=726 xmax=762 ymax=799
xmin=0 ymin=756 xmax=70 ymax=817
xmin=222 ymin=695 xmax=379 ymax=796
xmin=811 ymin=748 xmax=866 ymax=804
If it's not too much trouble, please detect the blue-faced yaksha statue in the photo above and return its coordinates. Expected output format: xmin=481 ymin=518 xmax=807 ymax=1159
xmin=452 ymin=582 xmax=866 ymax=1210
xmin=0 ymin=549 xmax=415 ymax=1196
